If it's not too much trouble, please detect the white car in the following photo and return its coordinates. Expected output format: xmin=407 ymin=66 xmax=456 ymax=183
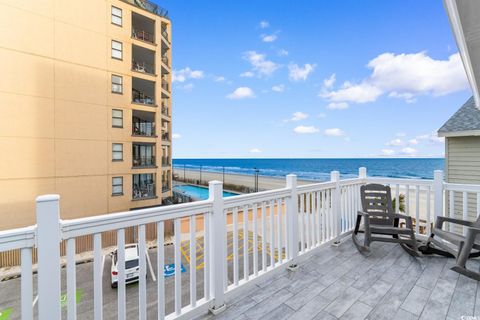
xmin=110 ymin=244 xmax=140 ymax=288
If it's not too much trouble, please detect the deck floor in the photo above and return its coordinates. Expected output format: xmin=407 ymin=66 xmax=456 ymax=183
xmin=197 ymin=238 xmax=480 ymax=320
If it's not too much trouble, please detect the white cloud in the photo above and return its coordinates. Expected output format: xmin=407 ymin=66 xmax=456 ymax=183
xmin=272 ymin=84 xmax=285 ymax=92
xmin=261 ymin=34 xmax=277 ymax=42
xmin=179 ymin=83 xmax=194 ymax=91
xmin=323 ymin=74 xmax=336 ymax=89
xmin=250 ymin=148 xmax=262 ymax=153
xmin=408 ymin=138 xmax=419 ymax=145
xmin=294 ymin=125 xmax=319 ymax=134
xmin=320 ymin=82 xmax=382 ymax=103
xmin=240 ymin=71 xmax=255 ymax=78
xmin=172 ymin=67 xmax=204 ymax=83
xmin=172 ymin=133 xmax=182 ymax=139
xmin=382 ymin=149 xmax=395 ymax=156
xmin=396 ymin=132 xmax=407 ymax=137
xmin=243 ymin=51 xmax=280 ymax=77
xmin=319 ymin=52 xmax=468 ymax=104
xmin=317 ymin=113 xmax=327 ymax=118
xmin=386 ymin=138 xmax=405 ymax=146
xmin=291 ymin=112 xmax=308 ymax=121
xmin=288 ymin=63 xmax=316 ymax=81
xmin=227 ymin=87 xmax=255 ymax=99
xmin=324 ymin=128 xmax=345 ymax=137
xmin=327 ymin=102 xmax=349 ymax=110
xmin=259 ymin=20 xmax=269 ymax=28
xmin=278 ymin=49 xmax=289 ymax=56
xmin=401 ymin=147 xmax=417 ymax=155
xmin=416 ymin=132 xmax=445 ymax=144
xmin=214 ymin=76 xmax=226 ymax=82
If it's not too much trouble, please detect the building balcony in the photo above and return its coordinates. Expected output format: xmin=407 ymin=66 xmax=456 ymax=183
xmin=161 ymin=27 xmax=170 ymax=44
xmin=161 ymin=79 xmax=170 ymax=92
xmin=161 ymin=55 xmax=169 ymax=67
xmin=132 ymin=44 xmax=156 ymax=75
xmin=3 ymin=168 xmax=480 ymax=319
xmin=132 ymin=173 xmax=156 ymax=200
xmin=132 ymin=110 xmax=156 ymax=137
xmin=132 ymin=155 xmax=156 ymax=168
xmin=161 ymin=104 xmax=170 ymax=117
xmin=124 ymin=0 xmax=169 ymax=18
xmin=132 ymin=12 xmax=156 ymax=44
xmin=161 ymin=131 xmax=170 ymax=141
xmin=132 ymin=77 xmax=155 ymax=106
xmin=161 ymin=157 xmax=171 ymax=167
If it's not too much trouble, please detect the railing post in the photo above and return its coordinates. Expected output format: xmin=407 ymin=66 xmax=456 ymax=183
xmin=331 ymin=171 xmax=342 ymax=245
xmin=208 ymin=181 xmax=226 ymax=314
xmin=359 ymin=167 xmax=367 ymax=180
xmin=286 ymin=174 xmax=299 ymax=270
xmin=434 ymin=170 xmax=444 ymax=220
xmin=36 ymin=194 xmax=61 ymax=320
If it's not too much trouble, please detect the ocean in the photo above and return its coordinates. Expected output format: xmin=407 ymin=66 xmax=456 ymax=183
xmin=172 ymin=158 xmax=445 ymax=181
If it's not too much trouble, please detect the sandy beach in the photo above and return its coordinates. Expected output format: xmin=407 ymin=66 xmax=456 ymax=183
xmin=173 ymin=168 xmax=436 ymax=228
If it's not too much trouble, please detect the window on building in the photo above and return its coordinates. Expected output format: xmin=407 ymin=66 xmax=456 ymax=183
xmin=112 ymin=40 xmax=123 ymax=60
xmin=111 ymin=6 xmax=122 ymax=26
xmin=112 ymin=75 xmax=123 ymax=94
xmin=112 ymin=143 xmax=123 ymax=161
xmin=112 ymin=177 xmax=123 ymax=196
xmin=112 ymin=109 xmax=123 ymax=128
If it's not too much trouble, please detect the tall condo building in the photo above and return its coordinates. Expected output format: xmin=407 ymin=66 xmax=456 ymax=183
xmin=0 ymin=0 xmax=173 ymax=230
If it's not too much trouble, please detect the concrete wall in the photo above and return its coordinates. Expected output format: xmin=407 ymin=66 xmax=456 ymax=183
xmin=0 ymin=0 xmax=172 ymax=230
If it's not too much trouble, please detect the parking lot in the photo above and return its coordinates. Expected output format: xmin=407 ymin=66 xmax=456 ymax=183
xmin=0 ymin=231 xmax=282 ymax=319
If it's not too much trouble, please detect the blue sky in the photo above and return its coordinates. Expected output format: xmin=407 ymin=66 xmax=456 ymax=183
xmin=157 ymin=0 xmax=472 ymax=159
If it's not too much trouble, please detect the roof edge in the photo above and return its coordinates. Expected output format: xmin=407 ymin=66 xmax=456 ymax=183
xmin=438 ymin=129 xmax=480 ymax=137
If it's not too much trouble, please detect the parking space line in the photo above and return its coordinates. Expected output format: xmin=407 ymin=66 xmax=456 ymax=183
xmin=145 ymin=250 xmax=156 ymax=282
xmin=32 ymin=295 xmax=38 ymax=307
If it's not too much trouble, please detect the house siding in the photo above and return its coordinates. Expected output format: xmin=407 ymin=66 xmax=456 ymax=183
xmin=445 ymin=136 xmax=480 ymax=231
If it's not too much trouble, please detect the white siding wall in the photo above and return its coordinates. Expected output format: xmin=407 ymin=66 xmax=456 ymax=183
xmin=446 ymin=136 xmax=480 ymax=228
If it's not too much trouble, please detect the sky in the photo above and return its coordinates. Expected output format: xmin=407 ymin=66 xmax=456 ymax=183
xmin=156 ymin=0 xmax=473 ymax=159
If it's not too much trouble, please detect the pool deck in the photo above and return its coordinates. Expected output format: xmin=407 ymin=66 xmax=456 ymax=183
xmin=196 ymin=238 xmax=480 ymax=320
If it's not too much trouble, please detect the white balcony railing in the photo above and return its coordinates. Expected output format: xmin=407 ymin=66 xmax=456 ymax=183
xmin=2 ymin=167 xmax=479 ymax=319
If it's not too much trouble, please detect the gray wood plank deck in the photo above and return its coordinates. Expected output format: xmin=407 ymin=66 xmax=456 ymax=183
xmin=197 ymin=239 xmax=480 ymax=320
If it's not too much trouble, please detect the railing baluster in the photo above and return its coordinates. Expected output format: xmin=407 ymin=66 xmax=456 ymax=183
xmin=174 ymin=219 xmax=182 ymax=315
xmin=395 ymin=184 xmax=400 ymax=212
xmin=253 ymin=203 xmax=259 ymax=275
xmin=66 ymin=238 xmax=76 ymax=320
xmin=305 ymin=193 xmax=311 ymax=250
xmin=415 ymin=186 xmax=420 ymax=235
xmin=449 ymin=190 xmax=455 ymax=233
xmin=139 ymin=225 xmax=147 ymax=320
xmin=21 ymin=247 xmax=33 ymax=320
xmin=243 ymin=205 xmax=249 ymax=281
xmin=477 ymin=193 xmax=480 ymax=218
xmin=463 ymin=191 xmax=468 ymax=236
xmin=190 ymin=216 xmax=197 ymax=308
xmin=283 ymin=198 xmax=290 ymax=259
xmin=261 ymin=202 xmax=267 ymax=272
xmin=204 ymin=213 xmax=210 ymax=300
xmin=327 ymin=190 xmax=333 ymax=240
xmin=321 ymin=190 xmax=326 ymax=242
xmin=93 ymin=233 xmax=103 ymax=320
xmin=224 ymin=211 xmax=228 ymax=292
xmin=233 ymin=207 xmax=239 ymax=286
xmin=405 ymin=185 xmax=410 ymax=218
xmin=316 ymin=192 xmax=321 ymax=246
xmin=269 ymin=200 xmax=275 ymax=268
xmin=157 ymin=222 xmax=165 ymax=320
xmin=427 ymin=186 xmax=431 ymax=235
xmin=276 ymin=199 xmax=282 ymax=263
xmin=299 ymin=194 xmax=304 ymax=252
xmin=117 ymin=229 xmax=126 ymax=320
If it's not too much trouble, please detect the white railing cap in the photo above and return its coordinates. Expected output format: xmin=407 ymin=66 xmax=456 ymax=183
xmin=36 ymin=194 xmax=60 ymax=203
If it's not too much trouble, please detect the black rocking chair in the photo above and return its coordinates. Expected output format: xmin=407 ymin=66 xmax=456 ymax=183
xmin=352 ymin=183 xmax=420 ymax=256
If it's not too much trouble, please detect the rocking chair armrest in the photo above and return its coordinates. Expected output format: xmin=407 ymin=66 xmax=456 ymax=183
xmin=435 ymin=216 xmax=477 ymax=229
xmin=357 ymin=210 xmax=412 ymax=221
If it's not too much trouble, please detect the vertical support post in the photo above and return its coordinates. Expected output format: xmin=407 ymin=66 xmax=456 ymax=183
xmin=36 ymin=194 xmax=61 ymax=320
xmin=331 ymin=171 xmax=341 ymax=245
xmin=434 ymin=170 xmax=444 ymax=220
xmin=286 ymin=174 xmax=299 ymax=270
xmin=359 ymin=167 xmax=367 ymax=180
xmin=209 ymin=181 xmax=226 ymax=314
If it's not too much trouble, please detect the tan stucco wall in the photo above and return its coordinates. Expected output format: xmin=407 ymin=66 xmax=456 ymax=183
xmin=0 ymin=0 xmax=172 ymax=230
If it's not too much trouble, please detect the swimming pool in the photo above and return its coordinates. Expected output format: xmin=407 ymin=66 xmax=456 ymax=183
xmin=174 ymin=185 xmax=239 ymax=200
